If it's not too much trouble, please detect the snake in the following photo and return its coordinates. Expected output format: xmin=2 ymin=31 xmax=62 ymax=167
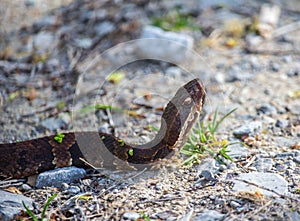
xmin=0 ymin=78 xmax=206 ymax=179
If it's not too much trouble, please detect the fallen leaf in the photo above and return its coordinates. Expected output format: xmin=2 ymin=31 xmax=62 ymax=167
xmin=5 ymin=186 xmax=22 ymax=194
xmin=108 ymin=72 xmax=125 ymax=84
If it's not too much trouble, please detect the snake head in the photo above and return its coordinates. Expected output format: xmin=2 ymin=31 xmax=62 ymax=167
xmin=183 ymin=78 xmax=206 ymax=113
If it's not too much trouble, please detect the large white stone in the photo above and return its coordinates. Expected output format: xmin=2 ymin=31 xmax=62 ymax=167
xmin=137 ymin=26 xmax=194 ymax=63
xmin=232 ymin=172 xmax=288 ymax=197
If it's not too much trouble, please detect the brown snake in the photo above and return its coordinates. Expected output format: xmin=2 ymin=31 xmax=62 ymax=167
xmin=0 ymin=78 xmax=206 ymax=179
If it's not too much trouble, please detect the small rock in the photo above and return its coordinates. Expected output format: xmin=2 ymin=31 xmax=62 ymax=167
xmin=24 ymin=0 xmax=35 ymax=7
xmin=275 ymin=119 xmax=289 ymax=128
xmin=73 ymin=38 xmax=93 ymax=49
xmin=282 ymin=55 xmax=292 ymax=63
xmin=137 ymin=26 xmax=194 ymax=63
xmin=155 ymin=183 xmax=163 ymax=191
xmin=61 ymin=183 xmax=69 ymax=190
xmin=226 ymin=68 xmax=253 ymax=82
xmin=288 ymin=104 xmax=300 ymax=115
xmin=276 ymin=152 xmax=295 ymax=159
xmin=226 ymin=142 xmax=250 ymax=158
xmin=253 ymin=158 xmax=274 ymax=172
xmin=165 ymin=66 xmax=182 ymax=78
xmin=156 ymin=211 xmax=178 ymax=220
xmin=232 ymin=172 xmax=288 ymax=197
xmin=95 ymin=21 xmax=115 ymax=38
xmin=123 ymin=211 xmax=141 ymax=220
xmin=40 ymin=117 xmax=64 ymax=131
xmin=30 ymin=32 xmax=56 ymax=54
xmin=245 ymin=34 xmax=264 ymax=47
xmin=230 ymin=200 xmax=241 ymax=208
xmin=33 ymin=16 xmax=57 ymax=30
xmin=21 ymin=184 xmax=32 ymax=191
xmin=0 ymin=190 xmax=34 ymax=221
xmin=193 ymin=209 xmax=224 ymax=221
xmin=257 ymin=104 xmax=277 ymax=115
xmin=283 ymin=160 xmax=296 ymax=169
xmin=36 ymin=166 xmax=86 ymax=188
xmin=294 ymin=156 xmax=300 ymax=164
xmin=287 ymin=69 xmax=299 ymax=77
xmin=273 ymin=137 xmax=297 ymax=148
xmin=218 ymin=164 xmax=227 ymax=172
xmin=58 ymin=112 xmax=71 ymax=125
xmin=211 ymin=72 xmax=225 ymax=83
xmin=67 ymin=186 xmax=81 ymax=195
xmin=196 ymin=158 xmax=219 ymax=176
xmin=275 ymin=163 xmax=287 ymax=172
xmin=270 ymin=62 xmax=280 ymax=72
xmin=200 ymin=170 xmax=215 ymax=181
xmin=233 ymin=121 xmax=262 ymax=138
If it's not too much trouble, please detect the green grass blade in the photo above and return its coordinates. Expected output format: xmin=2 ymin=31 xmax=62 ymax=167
xmin=211 ymin=108 xmax=237 ymax=134
xmin=41 ymin=193 xmax=58 ymax=219
xmin=22 ymin=201 xmax=38 ymax=221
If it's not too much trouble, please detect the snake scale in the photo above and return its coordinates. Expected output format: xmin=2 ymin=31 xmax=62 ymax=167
xmin=0 ymin=78 xmax=206 ymax=179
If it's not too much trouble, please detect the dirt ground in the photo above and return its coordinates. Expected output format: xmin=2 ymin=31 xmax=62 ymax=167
xmin=0 ymin=0 xmax=299 ymax=220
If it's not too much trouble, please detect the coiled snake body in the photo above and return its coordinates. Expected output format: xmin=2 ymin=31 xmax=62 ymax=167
xmin=0 ymin=79 xmax=206 ymax=179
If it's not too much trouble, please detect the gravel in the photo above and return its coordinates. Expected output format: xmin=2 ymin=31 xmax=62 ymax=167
xmin=0 ymin=0 xmax=300 ymax=220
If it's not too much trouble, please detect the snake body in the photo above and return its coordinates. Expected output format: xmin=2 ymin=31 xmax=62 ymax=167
xmin=0 ymin=79 xmax=206 ymax=179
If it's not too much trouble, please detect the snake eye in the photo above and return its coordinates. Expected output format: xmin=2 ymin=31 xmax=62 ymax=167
xmin=183 ymin=97 xmax=192 ymax=105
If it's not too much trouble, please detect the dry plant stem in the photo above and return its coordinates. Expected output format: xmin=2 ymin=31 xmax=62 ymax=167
xmin=245 ymin=200 xmax=273 ymax=219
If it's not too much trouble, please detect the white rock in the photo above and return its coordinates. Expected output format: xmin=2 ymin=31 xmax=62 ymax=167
xmin=137 ymin=26 xmax=194 ymax=63
xmin=232 ymin=172 xmax=288 ymax=197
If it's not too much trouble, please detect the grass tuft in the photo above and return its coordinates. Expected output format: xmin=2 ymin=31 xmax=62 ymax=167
xmin=22 ymin=193 xmax=58 ymax=221
xmin=181 ymin=108 xmax=242 ymax=166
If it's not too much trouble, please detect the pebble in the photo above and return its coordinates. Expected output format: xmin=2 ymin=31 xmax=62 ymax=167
xmin=123 ymin=211 xmax=141 ymax=220
xmin=67 ymin=186 xmax=81 ymax=195
xmin=30 ymin=32 xmax=56 ymax=54
xmin=275 ymin=163 xmax=287 ymax=172
xmin=294 ymin=156 xmax=300 ymax=164
xmin=273 ymin=137 xmax=298 ymax=148
xmin=284 ymin=160 xmax=296 ymax=169
xmin=73 ymin=38 xmax=93 ymax=49
xmin=200 ymin=170 xmax=215 ymax=181
xmin=270 ymin=62 xmax=280 ymax=72
xmin=40 ymin=117 xmax=64 ymax=131
xmin=257 ymin=104 xmax=277 ymax=115
xmin=35 ymin=166 xmax=86 ymax=188
xmin=0 ymin=190 xmax=34 ymax=221
xmin=193 ymin=209 xmax=224 ymax=221
xmin=233 ymin=121 xmax=262 ymax=138
xmin=155 ymin=182 xmax=163 ymax=191
xmin=95 ymin=21 xmax=115 ymax=38
xmin=232 ymin=172 xmax=288 ymax=197
xmin=21 ymin=184 xmax=32 ymax=191
xmin=226 ymin=68 xmax=253 ymax=82
xmin=61 ymin=182 xmax=69 ymax=190
xmin=286 ymin=69 xmax=299 ymax=77
xmin=226 ymin=142 xmax=250 ymax=158
xmin=165 ymin=66 xmax=182 ymax=78
xmin=253 ymin=158 xmax=274 ymax=172
xmin=288 ymin=104 xmax=300 ymax=115
xmin=275 ymin=119 xmax=289 ymax=128
xmin=58 ymin=112 xmax=71 ymax=125
xmin=33 ymin=16 xmax=57 ymax=30
xmin=276 ymin=152 xmax=295 ymax=159
xmin=230 ymin=200 xmax=241 ymax=208
xmin=196 ymin=158 xmax=220 ymax=176
xmin=137 ymin=26 xmax=194 ymax=63
xmin=218 ymin=164 xmax=227 ymax=172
